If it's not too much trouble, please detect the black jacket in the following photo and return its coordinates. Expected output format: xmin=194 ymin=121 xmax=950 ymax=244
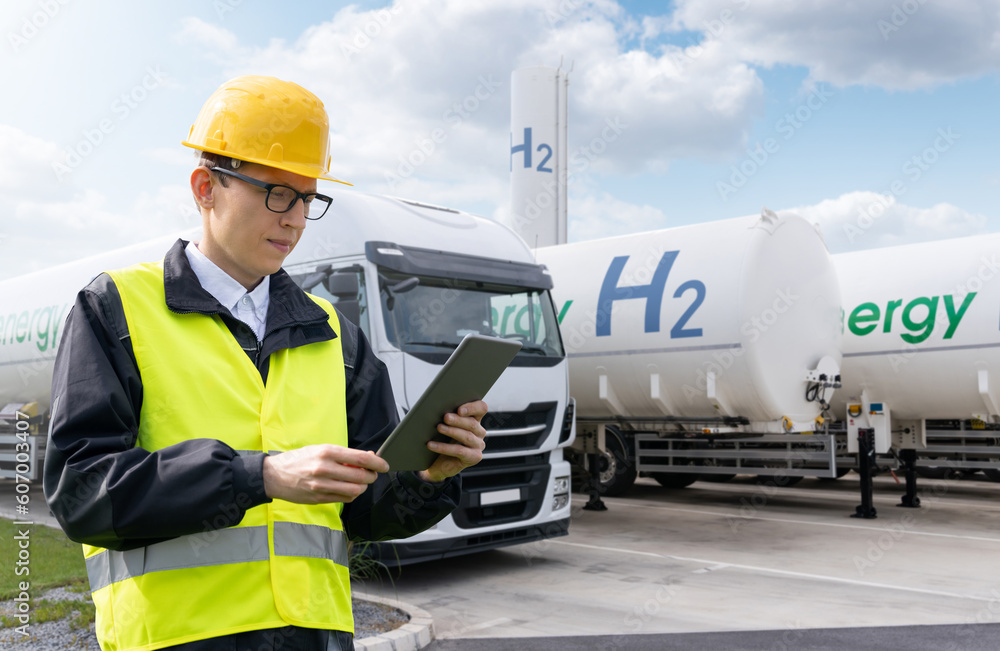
xmin=43 ymin=239 xmax=460 ymax=552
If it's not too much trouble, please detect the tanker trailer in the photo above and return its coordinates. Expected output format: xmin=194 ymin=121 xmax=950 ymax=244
xmin=832 ymin=231 xmax=1000 ymax=481
xmin=536 ymin=209 xmax=843 ymax=495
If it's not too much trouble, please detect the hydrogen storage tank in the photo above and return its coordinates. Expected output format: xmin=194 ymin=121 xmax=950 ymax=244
xmin=832 ymin=232 xmax=1000 ymax=478
xmin=834 ymin=232 xmax=1000 ymax=420
xmin=536 ymin=210 xmax=843 ymax=492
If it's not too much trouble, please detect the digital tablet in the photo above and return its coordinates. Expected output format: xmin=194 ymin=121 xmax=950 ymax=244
xmin=376 ymin=333 xmax=523 ymax=471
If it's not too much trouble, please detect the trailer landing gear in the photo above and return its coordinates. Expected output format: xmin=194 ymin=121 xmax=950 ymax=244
xmin=897 ymin=448 xmax=921 ymax=508
xmin=583 ymin=452 xmax=608 ymax=512
xmin=852 ymin=428 xmax=877 ymax=519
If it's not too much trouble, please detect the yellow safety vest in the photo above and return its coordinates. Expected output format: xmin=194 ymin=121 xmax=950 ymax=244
xmin=83 ymin=261 xmax=353 ymax=651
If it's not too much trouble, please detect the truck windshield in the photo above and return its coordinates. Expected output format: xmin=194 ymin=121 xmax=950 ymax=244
xmin=380 ymin=272 xmax=564 ymax=357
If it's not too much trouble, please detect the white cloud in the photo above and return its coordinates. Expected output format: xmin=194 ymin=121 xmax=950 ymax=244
xmin=565 ymin=192 xmax=672 ymax=242
xmin=671 ymin=0 xmax=1000 ymax=90
xmin=0 ymin=125 xmax=197 ymax=279
xmin=780 ymin=191 xmax=991 ymax=253
xmin=0 ymin=124 xmax=68 ymax=199
xmin=144 ymin=147 xmax=197 ymax=167
xmin=176 ymin=0 xmax=763 ymax=194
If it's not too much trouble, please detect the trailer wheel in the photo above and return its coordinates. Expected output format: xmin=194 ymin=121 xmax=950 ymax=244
xmin=698 ymin=458 xmax=736 ymax=483
xmin=650 ymin=472 xmax=700 ymax=489
xmin=984 ymin=467 xmax=1000 ymax=482
xmin=597 ymin=426 xmax=637 ymax=497
xmin=818 ymin=467 xmax=852 ymax=480
xmin=915 ymin=458 xmax=953 ymax=480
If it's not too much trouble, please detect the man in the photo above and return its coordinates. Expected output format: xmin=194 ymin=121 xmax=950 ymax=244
xmin=43 ymin=75 xmax=487 ymax=651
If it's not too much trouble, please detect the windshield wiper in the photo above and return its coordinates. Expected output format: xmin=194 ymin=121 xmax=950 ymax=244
xmin=403 ymin=340 xmax=460 ymax=349
xmin=517 ymin=342 xmax=549 ymax=355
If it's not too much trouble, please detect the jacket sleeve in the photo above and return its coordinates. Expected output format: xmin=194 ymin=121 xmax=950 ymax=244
xmin=42 ymin=275 xmax=270 ymax=551
xmin=338 ymin=319 xmax=462 ymax=542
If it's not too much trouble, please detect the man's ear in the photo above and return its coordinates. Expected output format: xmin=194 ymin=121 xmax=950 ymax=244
xmin=190 ymin=167 xmax=215 ymax=210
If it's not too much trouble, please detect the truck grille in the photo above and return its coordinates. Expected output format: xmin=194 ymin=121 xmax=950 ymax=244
xmin=481 ymin=401 xmax=557 ymax=452
xmin=453 ymin=454 xmax=551 ymax=529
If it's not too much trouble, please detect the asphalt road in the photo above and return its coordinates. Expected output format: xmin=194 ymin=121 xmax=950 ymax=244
xmin=360 ymin=473 xmax=1000 ymax=649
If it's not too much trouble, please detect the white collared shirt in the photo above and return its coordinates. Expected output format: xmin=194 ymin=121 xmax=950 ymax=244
xmin=184 ymin=241 xmax=270 ymax=341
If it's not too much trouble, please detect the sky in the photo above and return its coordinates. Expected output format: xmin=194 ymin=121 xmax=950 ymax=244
xmin=1 ymin=0 xmax=998 ymax=280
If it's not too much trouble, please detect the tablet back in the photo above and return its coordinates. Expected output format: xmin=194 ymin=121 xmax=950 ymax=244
xmin=377 ymin=334 xmax=523 ymax=471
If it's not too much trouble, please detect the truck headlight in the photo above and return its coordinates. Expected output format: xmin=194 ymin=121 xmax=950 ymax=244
xmin=553 ymin=475 xmax=570 ymax=495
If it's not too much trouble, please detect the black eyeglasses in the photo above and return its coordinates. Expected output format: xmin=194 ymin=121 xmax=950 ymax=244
xmin=209 ymin=167 xmax=333 ymax=220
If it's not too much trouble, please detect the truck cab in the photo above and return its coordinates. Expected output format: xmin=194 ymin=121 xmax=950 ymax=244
xmin=283 ymin=191 xmax=574 ymax=564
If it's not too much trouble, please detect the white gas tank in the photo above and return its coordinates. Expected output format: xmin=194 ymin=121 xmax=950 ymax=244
xmin=834 ymin=233 xmax=1000 ymax=421
xmin=537 ymin=211 xmax=842 ymax=430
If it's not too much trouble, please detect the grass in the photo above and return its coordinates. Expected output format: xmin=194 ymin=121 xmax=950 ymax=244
xmin=0 ymin=518 xmax=95 ymax=630
xmin=0 ymin=518 xmax=89 ymax=599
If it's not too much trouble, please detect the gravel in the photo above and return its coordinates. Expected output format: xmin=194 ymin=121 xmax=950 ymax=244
xmin=0 ymin=589 xmax=410 ymax=649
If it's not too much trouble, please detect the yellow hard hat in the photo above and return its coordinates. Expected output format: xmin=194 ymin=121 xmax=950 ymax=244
xmin=182 ymin=75 xmax=349 ymax=185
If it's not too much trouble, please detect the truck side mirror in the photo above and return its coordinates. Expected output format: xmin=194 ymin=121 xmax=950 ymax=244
xmin=326 ymin=272 xmax=359 ymax=299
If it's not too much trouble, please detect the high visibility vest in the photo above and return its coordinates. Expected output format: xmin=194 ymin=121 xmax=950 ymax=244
xmin=83 ymin=262 xmax=353 ymax=651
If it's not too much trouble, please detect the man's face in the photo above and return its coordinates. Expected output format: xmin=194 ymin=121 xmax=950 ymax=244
xmin=201 ymin=163 xmax=314 ymax=289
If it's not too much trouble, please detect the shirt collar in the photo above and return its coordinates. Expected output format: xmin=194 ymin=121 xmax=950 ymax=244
xmin=184 ymin=241 xmax=270 ymax=320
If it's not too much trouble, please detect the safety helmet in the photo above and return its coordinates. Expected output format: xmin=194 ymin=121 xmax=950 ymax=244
xmin=182 ymin=75 xmax=349 ymax=185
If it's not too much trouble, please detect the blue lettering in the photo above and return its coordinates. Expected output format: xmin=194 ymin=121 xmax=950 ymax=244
xmin=596 ymin=252 xmax=677 ymax=336
xmin=511 ymin=127 xmax=532 ymax=170
xmin=536 ymin=143 xmax=553 ymax=173
xmin=671 ymin=280 xmax=706 ymax=338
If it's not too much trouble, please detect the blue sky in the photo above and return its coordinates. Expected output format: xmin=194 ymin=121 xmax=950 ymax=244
xmin=1 ymin=0 xmax=998 ymax=279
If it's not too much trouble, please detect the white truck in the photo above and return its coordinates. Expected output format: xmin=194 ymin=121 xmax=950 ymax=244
xmin=0 ymin=188 xmax=575 ymax=564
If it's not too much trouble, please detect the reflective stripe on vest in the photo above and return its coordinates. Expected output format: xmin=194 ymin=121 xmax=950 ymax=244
xmin=89 ymin=261 xmax=353 ymax=651
xmin=85 ymin=523 xmax=349 ymax=593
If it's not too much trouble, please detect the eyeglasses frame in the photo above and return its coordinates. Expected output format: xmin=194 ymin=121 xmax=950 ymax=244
xmin=208 ymin=166 xmax=333 ymax=220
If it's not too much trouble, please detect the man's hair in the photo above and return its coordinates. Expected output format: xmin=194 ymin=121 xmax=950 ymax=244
xmin=197 ymin=152 xmax=246 ymax=188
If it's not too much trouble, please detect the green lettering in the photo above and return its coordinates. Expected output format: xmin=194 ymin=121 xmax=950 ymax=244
xmin=2 ymin=313 xmax=15 ymax=345
xmin=514 ymin=305 xmax=531 ymax=336
xmin=15 ymin=311 xmax=29 ymax=343
xmin=900 ymin=296 xmax=938 ymax=344
xmin=500 ymin=304 xmax=517 ymax=334
xmin=50 ymin=303 xmax=70 ymax=350
xmin=943 ymin=293 xmax=976 ymax=339
xmin=557 ymin=300 xmax=573 ymax=324
xmin=883 ymin=299 xmax=902 ymax=333
xmin=35 ymin=306 xmax=53 ymax=352
xmin=848 ymin=302 xmax=880 ymax=336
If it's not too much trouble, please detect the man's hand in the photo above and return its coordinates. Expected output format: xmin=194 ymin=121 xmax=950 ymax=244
xmin=263 ymin=445 xmax=390 ymax=504
xmin=418 ymin=400 xmax=488 ymax=484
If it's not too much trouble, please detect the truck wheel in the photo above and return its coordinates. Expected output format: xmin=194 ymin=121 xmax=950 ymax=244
xmin=598 ymin=426 xmax=637 ymax=497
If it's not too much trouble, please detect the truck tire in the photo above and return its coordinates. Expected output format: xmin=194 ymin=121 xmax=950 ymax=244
xmin=598 ymin=426 xmax=637 ymax=497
